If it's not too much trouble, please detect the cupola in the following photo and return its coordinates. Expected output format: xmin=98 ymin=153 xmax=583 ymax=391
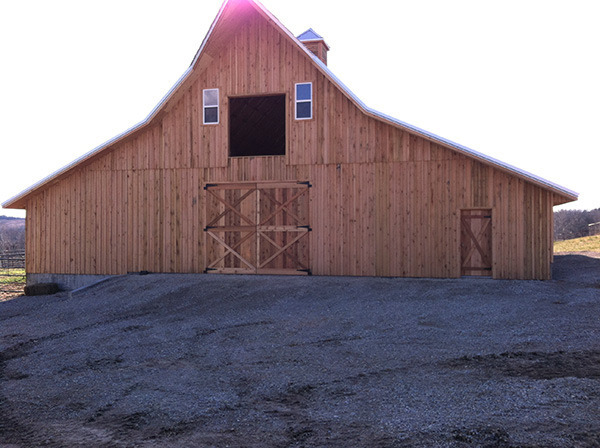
xmin=297 ymin=28 xmax=330 ymax=65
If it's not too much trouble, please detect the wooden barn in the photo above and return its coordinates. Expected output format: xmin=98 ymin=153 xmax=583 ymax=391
xmin=2 ymin=0 xmax=577 ymax=288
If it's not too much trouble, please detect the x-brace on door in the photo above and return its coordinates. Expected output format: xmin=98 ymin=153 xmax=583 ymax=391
xmin=204 ymin=181 xmax=311 ymax=275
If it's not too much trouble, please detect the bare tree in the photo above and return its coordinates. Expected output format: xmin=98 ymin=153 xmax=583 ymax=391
xmin=0 ymin=217 xmax=26 ymax=253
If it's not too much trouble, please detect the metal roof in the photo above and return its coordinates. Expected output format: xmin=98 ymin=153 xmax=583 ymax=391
xmin=310 ymin=59 xmax=578 ymax=199
xmin=2 ymin=0 xmax=230 ymax=210
xmin=2 ymin=0 xmax=578 ymax=209
xmin=297 ymin=28 xmax=324 ymax=41
xmin=258 ymin=1 xmax=577 ymax=201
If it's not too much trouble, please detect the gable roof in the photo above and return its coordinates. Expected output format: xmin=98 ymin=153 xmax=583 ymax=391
xmin=2 ymin=0 xmax=577 ymax=209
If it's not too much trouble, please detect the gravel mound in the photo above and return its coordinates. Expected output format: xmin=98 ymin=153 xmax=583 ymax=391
xmin=0 ymin=255 xmax=599 ymax=447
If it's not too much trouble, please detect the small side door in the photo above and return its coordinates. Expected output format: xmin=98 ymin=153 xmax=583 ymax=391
xmin=460 ymin=209 xmax=492 ymax=276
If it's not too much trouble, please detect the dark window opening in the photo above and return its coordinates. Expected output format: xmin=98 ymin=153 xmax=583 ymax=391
xmin=204 ymin=107 xmax=218 ymax=124
xmin=229 ymin=95 xmax=286 ymax=157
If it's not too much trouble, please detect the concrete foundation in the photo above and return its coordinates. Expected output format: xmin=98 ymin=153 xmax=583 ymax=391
xmin=26 ymin=273 xmax=116 ymax=291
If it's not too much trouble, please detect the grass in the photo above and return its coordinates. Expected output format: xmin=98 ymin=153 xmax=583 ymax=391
xmin=0 ymin=268 xmax=26 ymax=284
xmin=554 ymin=235 xmax=600 ymax=253
xmin=0 ymin=268 xmax=25 ymax=302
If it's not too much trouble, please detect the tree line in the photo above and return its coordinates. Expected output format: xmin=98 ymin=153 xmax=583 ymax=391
xmin=0 ymin=216 xmax=25 ymax=252
xmin=554 ymin=208 xmax=600 ymax=241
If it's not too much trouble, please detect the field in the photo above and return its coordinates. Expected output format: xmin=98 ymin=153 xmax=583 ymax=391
xmin=555 ymin=234 xmax=600 ymax=254
xmin=0 ymin=255 xmax=599 ymax=447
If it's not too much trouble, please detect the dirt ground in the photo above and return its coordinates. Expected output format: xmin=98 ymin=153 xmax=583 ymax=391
xmin=0 ymin=255 xmax=599 ymax=447
xmin=0 ymin=283 xmax=24 ymax=303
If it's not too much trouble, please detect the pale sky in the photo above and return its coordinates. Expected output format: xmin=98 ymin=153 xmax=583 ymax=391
xmin=1 ymin=0 xmax=598 ymax=219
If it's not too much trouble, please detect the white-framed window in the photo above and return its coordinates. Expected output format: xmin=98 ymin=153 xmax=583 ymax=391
xmin=203 ymin=88 xmax=219 ymax=124
xmin=295 ymin=82 xmax=312 ymax=120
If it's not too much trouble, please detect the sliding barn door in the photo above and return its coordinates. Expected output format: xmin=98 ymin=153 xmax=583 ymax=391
xmin=204 ymin=182 xmax=311 ymax=275
xmin=460 ymin=209 xmax=492 ymax=276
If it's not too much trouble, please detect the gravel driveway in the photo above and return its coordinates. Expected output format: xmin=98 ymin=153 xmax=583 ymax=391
xmin=1 ymin=255 xmax=599 ymax=447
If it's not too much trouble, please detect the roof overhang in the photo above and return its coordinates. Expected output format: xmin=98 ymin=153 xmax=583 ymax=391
xmin=2 ymin=0 xmax=578 ymax=209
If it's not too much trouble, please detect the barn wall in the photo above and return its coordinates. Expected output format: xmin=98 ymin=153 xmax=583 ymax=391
xmin=24 ymin=8 xmax=555 ymax=280
xmin=25 ymin=157 xmax=555 ymax=280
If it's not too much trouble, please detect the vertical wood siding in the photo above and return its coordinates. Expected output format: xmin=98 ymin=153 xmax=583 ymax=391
xmin=24 ymin=9 xmax=556 ymax=279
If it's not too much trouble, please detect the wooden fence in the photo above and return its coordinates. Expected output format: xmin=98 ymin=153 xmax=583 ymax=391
xmin=0 ymin=250 xmax=25 ymax=270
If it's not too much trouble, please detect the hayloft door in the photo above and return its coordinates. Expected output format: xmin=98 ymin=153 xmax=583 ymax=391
xmin=204 ymin=181 xmax=311 ymax=275
xmin=460 ymin=209 xmax=492 ymax=276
